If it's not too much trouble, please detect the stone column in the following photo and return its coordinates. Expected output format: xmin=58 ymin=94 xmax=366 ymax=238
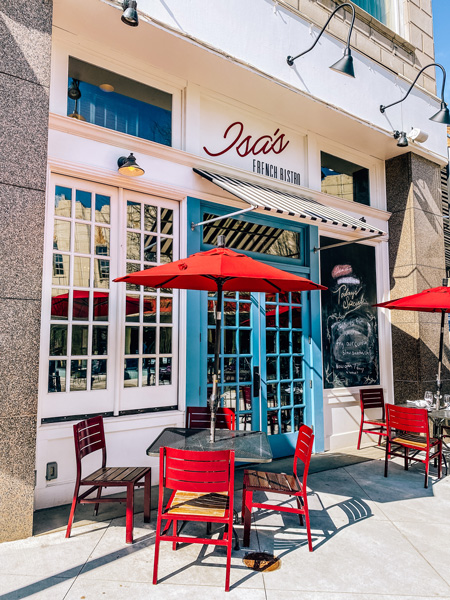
xmin=386 ymin=152 xmax=449 ymax=403
xmin=0 ymin=1 xmax=53 ymax=542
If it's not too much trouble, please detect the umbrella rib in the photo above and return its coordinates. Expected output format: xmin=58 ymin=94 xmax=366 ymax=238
xmin=263 ymin=279 xmax=282 ymax=292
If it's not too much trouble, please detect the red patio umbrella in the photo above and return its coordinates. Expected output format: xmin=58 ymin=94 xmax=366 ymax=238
xmin=114 ymin=236 xmax=326 ymax=440
xmin=375 ymin=284 xmax=450 ymax=404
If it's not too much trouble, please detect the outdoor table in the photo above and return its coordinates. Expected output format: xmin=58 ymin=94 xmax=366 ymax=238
xmin=146 ymin=427 xmax=273 ymax=463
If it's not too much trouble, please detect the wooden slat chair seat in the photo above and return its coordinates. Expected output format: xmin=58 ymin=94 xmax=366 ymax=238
xmin=384 ymin=405 xmax=442 ymax=488
xmin=242 ymin=425 xmax=315 ymax=551
xmin=357 ymin=388 xmax=387 ymax=449
xmin=153 ymin=447 xmax=235 ymax=592
xmin=65 ymin=416 xmax=151 ymax=544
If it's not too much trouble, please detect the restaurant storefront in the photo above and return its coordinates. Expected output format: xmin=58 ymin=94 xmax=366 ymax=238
xmin=3 ymin=0 xmax=447 ymax=537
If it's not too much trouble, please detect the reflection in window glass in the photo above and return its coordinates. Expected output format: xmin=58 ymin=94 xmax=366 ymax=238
xmin=54 ymin=220 xmax=71 ymax=252
xmin=161 ymin=208 xmax=173 ymax=235
xmin=142 ymin=358 xmax=156 ymax=386
xmin=48 ymin=360 xmax=66 ymax=393
xmin=126 ymin=294 xmax=140 ymax=322
xmin=124 ymin=358 xmax=139 ymax=387
xmin=72 ymin=325 xmax=89 ymax=355
xmin=143 ymin=296 xmax=157 ymax=323
xmin=68 ymin=57 xmax=172 ymax=146
xmin=74 ymin=256 xmax=90 ymax=287
xmin=71 ymin=359 xmax=87 ymax=390
xmin=125 ymin=326 xmax=139 ymax=354
xmin=75 ymin=190 xmax=91 ymax=220
xmin=94 ymin=259 xmax=109 ymax=288
xmin=160 ymin=327 xmax=172 ymax=354
xmin=53 ymin=254 xmax=69 ymax=286
xmin=91 ymin=359 xmax=107 ymax=389
xmin=127 ymin=232 xmax=141 ymax=260
xmin=74 ymin=223 xmax=91 ymax=254
xmin=127 ymin=201 xmax=141 ymax=229
xmin=95 ymin=194 xmax=110 ymax=224
xmin=93 ymin=326 xmax=108 ymax=355
xmin=159 ymin=357 xmax=171 ymax=385
xmin=93 ymin=292 xmax=108 ymax=321
xmin=160 ymin=238 xmax=173 ymax=264
xmin=321 ymin=152 xmax=370 ymax=206
xmin=159 ymin=297 xmax=172 ymax=323
xmin=50 ymin=325 xmax=67 ymax=356
xmin=55 ymin=186 xmax=72 ymax=217
xmin=144 ymin=205 xmax=157 ymax=232
xmin=143 ymin=327 xmax=156 ymax=354
xmin=51 ymin=288 xmax=69 ymax=320
xmin=95 ymin=227 xmax=110 ymax=256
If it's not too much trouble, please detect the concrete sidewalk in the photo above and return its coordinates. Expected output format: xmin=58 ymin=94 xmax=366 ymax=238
xmin=2 ymin=446 xmax=450 ymax=599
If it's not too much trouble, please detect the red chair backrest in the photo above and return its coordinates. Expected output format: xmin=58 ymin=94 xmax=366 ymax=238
xmin=186 ymin=406 xmax=236 ymax=430
xmin=360 ymin=388 xmax=385 ymax=417
xmin=386 ymin=404 xmax=429 ymax=438
xmin=161 ymin=447 xmax=234 ymax=494
xmin=293 ymin=425 xmax=314 ymax=488
xmin=73 ymin=415 xmax=106 ymax=472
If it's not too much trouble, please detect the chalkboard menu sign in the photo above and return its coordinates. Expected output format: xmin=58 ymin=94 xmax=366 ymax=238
xmin=320 ymin=236 xmax=380 ymax=389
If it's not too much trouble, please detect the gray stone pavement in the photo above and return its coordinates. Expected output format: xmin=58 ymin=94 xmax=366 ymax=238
xmin=1 ymin=445 xmax=450 ymax=599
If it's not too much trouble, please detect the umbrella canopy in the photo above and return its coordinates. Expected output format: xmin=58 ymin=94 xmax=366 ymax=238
xmin=114 ymin=238 xmax=326 ymax=440
xmin=374 ymin=285 xmax=450 ymax=402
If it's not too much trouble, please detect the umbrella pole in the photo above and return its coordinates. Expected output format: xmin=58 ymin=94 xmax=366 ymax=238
xmin=436 ymin=309 xmax=446 ymax=408
xmin=210 ymin=280 xmax=223 ymax=442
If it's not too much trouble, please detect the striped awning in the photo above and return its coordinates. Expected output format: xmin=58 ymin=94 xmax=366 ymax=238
xmin=194 ymin=168 xmax=386 ymax=236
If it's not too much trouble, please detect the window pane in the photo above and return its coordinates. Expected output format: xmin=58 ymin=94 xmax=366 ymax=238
xmin=126 ymin=294 xmax=140 ymax=322
xmin=92 ymin=359 xmax=107 ymax=389
xmin=160 ymin=238 xmax=173 ymax=264
xmin=51 ymin=288 xmax=69 ymax=320
xmin=161 ymin=208 xmax=173 ymax=235
xmin=144 ymin=205 xmax=157 ymax=232
xmin=48 ymin=360 xmax=66 ymax=393
xmin=124 ymin=358 xmax=139 ymax=387
xmin=50 ymin=325 xmax=67 ymax=356
xmin=142 ymin=358 xmax=156 ymax=386
xmin=72 ymin=291 xmax=89 ymax=321
xmin=74 ymin=256 xmax=90 ymax=287
xmin=127 ymin=201 xmax=141 ymax=229
xmin=92 ymin=326 xmax=108 ymax=355
xmin=143 ymin=327 xmax=156 ymax=354
xmin=159 ymin=357 xmax=172 ymax=385
xmin=267 ymin=411 xmax=279 ymax=435
xmin=239 ymin=329 xmax=251 ymax=354
xmin=159 ymin=297 xmax=172 ymax=323
xmin=93 ymin=292 xmax=109 ymax=321
xmin=321 ymin=152 xmax=370 ymax=206
xmin=55 ymin=186 xmax=72 ymax=217
xmin=224 ymin=302 xmax=236 ymax=326
xmin=71 ymin=359 xmax=87 ymax=391
xmin=53 ymin=254 xmax=69 ymax=287
xmin=72 ymin=325 xmax=89 ymax=355
xmin=127 ymin=232 xmax=141 ymax=260
xmin=125 ymin=326 xmax=139 ymax=354
xmin=224 ymin=330 xmax=236 ymax=354
xmin=94 ymin=227 xmax=110 ymax=256
xmin=75 ymin=190 xmax=91 ymax=220
xmin=54 ymin=220 xmax=71 ymax=252
xmin=95 ymin=194 xmax=110 ymax=224
xmin=144 ymin=235 xmax=157 ymax=262
xmin=94 ymin=259 xmax=109 ymax=288
xmin=143 ymin=296 xmax=157 ymax=322
xmin=160 ymin=327 xmax=172 ymax=354
xmin=74 ymin=223 xmax=91 ymax=254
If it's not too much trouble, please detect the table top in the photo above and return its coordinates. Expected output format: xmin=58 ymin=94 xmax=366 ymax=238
xmin=397 ymin=401 xmax=450 ymax=421
xmin=146 ymin=427 xmax=273 ymax=463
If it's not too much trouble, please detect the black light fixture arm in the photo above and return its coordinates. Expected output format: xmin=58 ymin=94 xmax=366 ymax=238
xmin=287 ymin=3 xmax=355 ymax=66
xmin=380 ymin=63 xmax=447 ymax=113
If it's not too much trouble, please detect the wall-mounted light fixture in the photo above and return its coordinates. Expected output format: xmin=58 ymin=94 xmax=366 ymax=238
xmin=117 ymin=153 xmax=145 ymax=176
xmin=287 ymin=2 xmax=355 ymax=78
xmin=67 ymin=78 xmax=86 ymax=121
xmin=393 ymin=131 xmax=409 ymax=147
xmin=122 ymin=0 xmax=139 ymax=27
xmin=381 ymin=63 xmax=450 ymax=124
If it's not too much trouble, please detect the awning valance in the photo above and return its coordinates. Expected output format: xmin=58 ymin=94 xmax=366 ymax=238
xmin=193 ymin=168 xmax=386 ymax=237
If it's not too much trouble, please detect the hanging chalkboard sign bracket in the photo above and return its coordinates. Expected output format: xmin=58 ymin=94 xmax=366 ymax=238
xmin=314 ymin=233 xmax=385 ymax=253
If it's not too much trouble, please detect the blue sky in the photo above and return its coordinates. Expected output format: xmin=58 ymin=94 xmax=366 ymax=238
xmin=431 ymin=0 xmax=450 ymax=91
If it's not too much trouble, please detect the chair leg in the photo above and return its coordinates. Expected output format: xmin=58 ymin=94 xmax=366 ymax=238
xmin=303 ymin=495 xmax=313 ymax=552
xmin=404 ymin=448 xmax=409 ymax=470
xmin=424 ymin=455 xmax=429 ymax=489
xmin=225 ymin=521 xmax=233 ymax=592
xmin=153 ymin=513 xmax=162 ymax=585
xmin=384 ymin=441 xmax=390 ymax=478
xmin=65 ymin=481 xmax=80 ymax=539
xmin=438 ymin=442 xmax=443 ymax=480
xmin=125 ymin=483 xmax=135 ymax=544
xmin=243 ymin=488 xmax=253 ymax=547
xmin=94 ymin=486 xmax=102 ymax=516
xmin=144 ymin=471 xmax=151 ymax=524
xmin=357 ymin=419 xmax=363 ymax=450
xmin=173 ymin=519 xmax=177 ymax=551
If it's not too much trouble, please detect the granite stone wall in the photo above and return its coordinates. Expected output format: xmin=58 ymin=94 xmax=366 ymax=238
xmin=0 ymin=0 xmax=53 ymax=542
xmin=386 ymin=153 xmax=449 ymax=402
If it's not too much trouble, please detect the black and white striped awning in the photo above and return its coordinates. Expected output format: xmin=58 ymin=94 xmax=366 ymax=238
xmin=194 ymin=168 xmax=386 ymax=236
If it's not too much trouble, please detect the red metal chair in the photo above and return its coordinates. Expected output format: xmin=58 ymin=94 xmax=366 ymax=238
xmin=153 ymin=447 xmax=235 ymax=592
xmin=65 ymin=415 xmax=151 ymax=544
xmin=357 ymin=388 xmax=387 ymax=449
xmin=242 ymin=424 xmax=315 ymax=551
xmin=384 ymin=404 xmax=442 ymax=488
xmin=186 ymin=406 xmax=236 ymax=430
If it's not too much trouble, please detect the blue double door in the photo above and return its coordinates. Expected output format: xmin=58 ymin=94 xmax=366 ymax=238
xmin=204 ymin=287 xmax=313 ymax=458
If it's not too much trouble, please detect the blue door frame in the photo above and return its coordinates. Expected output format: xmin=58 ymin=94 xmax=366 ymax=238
xmin=185 ymin=197 xmax=324 ymax=456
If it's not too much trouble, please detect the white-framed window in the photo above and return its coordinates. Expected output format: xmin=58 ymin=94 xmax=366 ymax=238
xmin=40 ymin=174 xmax=179 ymax=422
xmin=350 ymin=0 xmax=402 ymax=34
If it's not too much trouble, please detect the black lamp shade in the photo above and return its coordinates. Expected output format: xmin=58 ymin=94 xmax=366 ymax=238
xmin=122 ymin=1 xmax=139 ymax=26
xmin=430 ymin=102 xmax=450 ymax=125
xmin=396 ymin=132 xmax=408 ymax=147
xmin=68 ymin=79 xmax=81 ymax=100
xmin=118 ymin=153 xmax=145 ymax=176
xmin=329 ymin=49 xmax=355 ymax=78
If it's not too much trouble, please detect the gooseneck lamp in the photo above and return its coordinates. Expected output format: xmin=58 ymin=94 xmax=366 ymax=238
xmin=122 ymin=0 xmax=139 ymax=27
xmin=67 ymin=79 xmax=86 ymax=121
xmin=380 ymin=63 xmax=450 ymax=125
xmin=287 ymin=2 xmax=356 ymax=78
xmin=117 ymin=153 xmax=145 ymax=176
xmin=393 ymin=131 xmax=409 ymax=147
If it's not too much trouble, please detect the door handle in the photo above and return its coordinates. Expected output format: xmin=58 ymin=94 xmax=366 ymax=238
xmin=253 ymin=366 xmax=260 ymax=397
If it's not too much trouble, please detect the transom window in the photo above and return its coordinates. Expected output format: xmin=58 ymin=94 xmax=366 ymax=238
xmin=321 ymin=152 xmax=370 ymax=206
xmin=67 ymin=57 xmax=172 ymax=146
